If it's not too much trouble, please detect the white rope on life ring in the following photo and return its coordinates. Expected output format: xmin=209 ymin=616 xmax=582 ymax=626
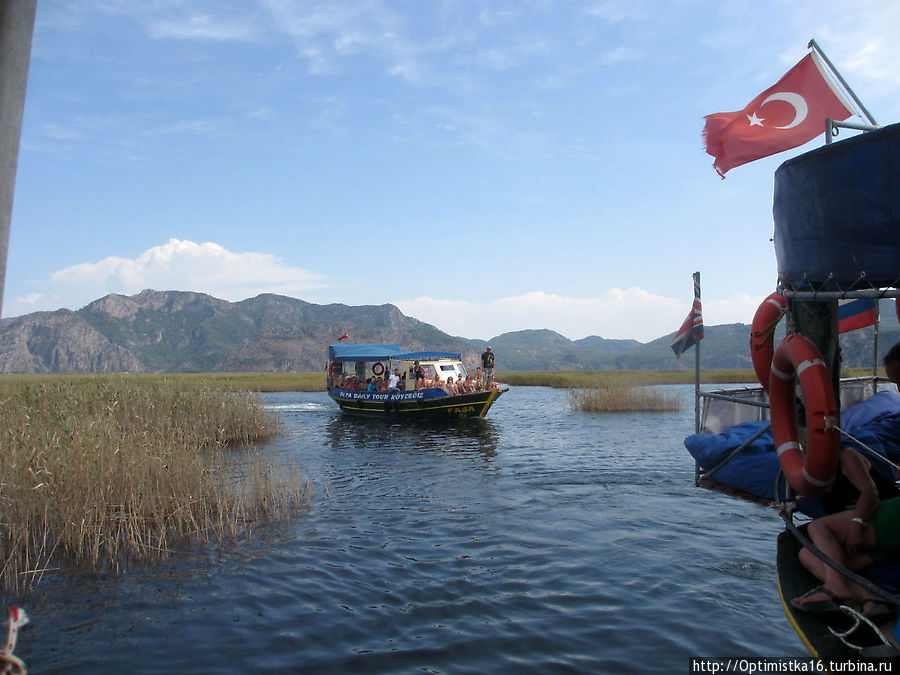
xmin=0 ymin=606 xmax=29 ymax=675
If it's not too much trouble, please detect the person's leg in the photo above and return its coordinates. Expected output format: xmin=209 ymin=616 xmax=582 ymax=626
xmin=794 ymin=511 xmax=875 ymax=605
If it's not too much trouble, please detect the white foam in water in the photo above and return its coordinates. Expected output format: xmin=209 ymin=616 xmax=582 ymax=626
xmin=264 ymin=402 xmax=328 ymax=412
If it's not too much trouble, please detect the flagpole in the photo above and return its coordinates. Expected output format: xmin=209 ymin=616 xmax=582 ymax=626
xmin=693 ymin=271 xmax=701 ymax=436
xmin=808 ymin=38 xmax=878 ymax=126
xmin=873 ymin=300 xmax=880 ymax=384
xmin=0 ymin=0 xmax=37 ymax=319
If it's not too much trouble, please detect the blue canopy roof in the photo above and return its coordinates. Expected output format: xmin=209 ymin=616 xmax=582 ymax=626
xmin=328 ymin=343 xmax=461 ymax=362
xmin=328 ymin=343 xmax=401 ymax=362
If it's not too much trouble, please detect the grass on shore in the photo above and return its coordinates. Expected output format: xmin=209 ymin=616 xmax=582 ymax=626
xmin=0 ymin=375 xmax=310 ymax=593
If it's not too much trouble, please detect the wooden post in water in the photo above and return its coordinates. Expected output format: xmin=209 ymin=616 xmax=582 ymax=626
xmin=0 ymin=0 xmax=37 ymax=318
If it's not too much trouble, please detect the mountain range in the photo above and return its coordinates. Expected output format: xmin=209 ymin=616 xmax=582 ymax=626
xmin=0 ymin=289 xmax=897 ymax=373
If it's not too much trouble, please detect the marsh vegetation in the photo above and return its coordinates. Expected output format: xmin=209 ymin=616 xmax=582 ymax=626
xmin=566 ymin=377 xmax=683 ymax=413
xmin=0 ymin=375 xmax=310 ymax=592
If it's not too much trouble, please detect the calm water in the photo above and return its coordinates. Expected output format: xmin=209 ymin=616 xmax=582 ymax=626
xmin=13 ymin=386 xmax=806 ymax=673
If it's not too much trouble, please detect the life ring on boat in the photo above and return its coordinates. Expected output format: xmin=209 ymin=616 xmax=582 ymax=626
xmin=750 ymin=292 xmax=787 ymax=391
xmin=768 ymin=334 xmax=839 ymax=496
xmin=895 ymin=298 xmax=900 ymax=324
xmin=371 ymin=362 xmax=385 ymax=376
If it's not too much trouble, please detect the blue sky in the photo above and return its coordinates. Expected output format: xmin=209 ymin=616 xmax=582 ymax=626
xmin=4 ymin=0 xmax=899 ymax=342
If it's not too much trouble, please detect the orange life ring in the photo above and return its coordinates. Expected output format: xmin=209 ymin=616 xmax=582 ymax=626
xmin=768 ymin=334 xmax=839 ymax=496
xmin=750 ymin=292 xmax=786 ymax=391
xmin=372 ymin=361 xmax=385 ymax=376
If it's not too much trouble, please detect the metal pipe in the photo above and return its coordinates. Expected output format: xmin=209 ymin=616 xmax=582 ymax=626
xmin=0 ymin=0 xmax=37 ymax=318
xmin=809 ymin=38 xmax=878 ymax=126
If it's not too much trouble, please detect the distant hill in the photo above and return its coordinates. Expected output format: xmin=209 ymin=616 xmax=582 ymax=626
xmin=0 ymin=289 xmax=897 ymax=373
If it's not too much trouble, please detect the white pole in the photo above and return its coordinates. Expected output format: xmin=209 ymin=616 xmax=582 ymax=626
xmin=0 ymin=0 xmax=38 ymax=318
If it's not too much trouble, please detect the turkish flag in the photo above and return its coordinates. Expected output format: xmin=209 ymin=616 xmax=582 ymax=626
xmin=703 ymin=53 xmax=854 ymax=176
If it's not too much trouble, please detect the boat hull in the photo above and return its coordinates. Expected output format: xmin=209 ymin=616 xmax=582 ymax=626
xmin=776 ymin=527 xmax=900 ymax=662
xmin=328 ymin=387 xmax=507 ymax=420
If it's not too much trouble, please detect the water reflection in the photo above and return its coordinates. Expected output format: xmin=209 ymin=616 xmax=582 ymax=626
xmin=324 ymin=413 xmax=500 ymax=458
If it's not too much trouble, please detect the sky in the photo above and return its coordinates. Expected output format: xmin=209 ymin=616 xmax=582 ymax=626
xmin=4 ymin=0 xmax=899 ymax=343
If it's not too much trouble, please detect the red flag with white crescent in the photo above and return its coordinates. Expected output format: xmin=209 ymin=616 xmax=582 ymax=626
xmin=703 ymin=52 xmax=854 ymax=177
xmin=338 ymin=332 xmax=349 ymax=341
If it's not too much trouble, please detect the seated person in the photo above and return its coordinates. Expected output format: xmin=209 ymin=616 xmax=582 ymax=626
xmin=475 ymin=368 xmax=484 ymax=391
xmin=366 ymin=377 xmax=377 ymax=392
xmin=445 ymin=377 xmax=458 ymax=395
xmin=388 ymin=368 xmax=401 ymax=393
xmin=431 ymin=374 xmax=443 ymax=389
xmin=791 ymin=343 xmax=900 ymax=620
xmin=413 ymin=361 xmax=426 ymax=391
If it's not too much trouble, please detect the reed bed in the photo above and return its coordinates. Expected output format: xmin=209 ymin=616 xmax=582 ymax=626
xmin=496 ymin=369 xmax=758 ymax=388
xmin=568 ymin=377 xmax=682 ymax=413
xmin=0 ymin=375 xmax=310 ymax=593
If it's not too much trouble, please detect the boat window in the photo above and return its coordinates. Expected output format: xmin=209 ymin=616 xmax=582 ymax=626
xmin=439 ymin=365 xmax=455 ymax=372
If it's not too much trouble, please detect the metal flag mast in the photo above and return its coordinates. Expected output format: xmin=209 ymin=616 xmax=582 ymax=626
xmin=807 ymin=38 xmax=880 ymax=143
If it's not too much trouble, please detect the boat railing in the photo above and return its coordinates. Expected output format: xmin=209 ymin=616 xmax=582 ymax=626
xmin=694 ymin=375 xmax=891 ymax=502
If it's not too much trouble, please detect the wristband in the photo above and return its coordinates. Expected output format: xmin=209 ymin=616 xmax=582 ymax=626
xmin=851 ymin=517 xmax=868 ymax=527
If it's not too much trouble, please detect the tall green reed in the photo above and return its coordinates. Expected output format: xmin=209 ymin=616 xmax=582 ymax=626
xmin=0 ymin=375 xmax=309 ymax=592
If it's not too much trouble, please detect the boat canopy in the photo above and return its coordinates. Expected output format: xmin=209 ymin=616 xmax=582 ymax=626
xmin=328 ymin=343 xmax=401 ymax=362
xmin=774 ymin=121 xmax=900 ymax=291
xmin=327 ymin=344 xmax=462 ymax=363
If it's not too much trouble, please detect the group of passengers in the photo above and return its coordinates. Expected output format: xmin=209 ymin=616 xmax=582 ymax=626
xmin=331 ymin=362 xmax=496 ymax=396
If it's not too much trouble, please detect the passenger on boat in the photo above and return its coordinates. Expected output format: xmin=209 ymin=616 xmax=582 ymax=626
xmin=388 ymin=369 xmax=401 ymax=393
xmin=414 ymin=361 xmax=426 ymax=391
xmin=885 ymin=341 xmax=900 ymax=387
xmin=481 ymin=346 xmax=495 ymax=389
xmin=791 ymin=346 xmax=900 ymax=619
xmin=460 ymin=375 xmax=475 ymax=394
xmin=475 ymin=368 xmax=484 ymax=391
xmin=445 ymin=377 xmax=459 ymax=396
xmin=366 ymin=377 xmax=378 ymax=392
xmin=431 ymin=374 xmax=443 ymax=389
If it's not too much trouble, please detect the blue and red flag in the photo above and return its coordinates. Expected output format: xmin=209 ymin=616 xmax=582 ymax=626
xmin=838 ymin=298 xmax=877 ymax=334
xmin=671 ymin=274 xmax=704 ymax=358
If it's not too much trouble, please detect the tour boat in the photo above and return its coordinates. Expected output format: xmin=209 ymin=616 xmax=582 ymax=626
xmin=326 ymin=343 xmax=507 ymax=420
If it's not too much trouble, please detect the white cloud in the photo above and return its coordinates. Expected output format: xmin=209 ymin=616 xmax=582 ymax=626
xmin=145 ymin=12 xmax=262 ymax=42
xmin=7 ymin=239 xmax=329 ymax=316
xmin=395 ymin=289 xmax=765 ymax=343
xmin=6 ymin=241 xmax=767 ymax=342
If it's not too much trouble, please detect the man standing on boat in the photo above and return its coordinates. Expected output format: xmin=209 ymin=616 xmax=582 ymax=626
xmin=481 ymin=346 xmax=495 ymax=390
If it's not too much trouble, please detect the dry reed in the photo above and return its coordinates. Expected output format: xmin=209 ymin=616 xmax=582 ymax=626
xmin=0 ymin=375 xmax=310 ymax=593
xmin=568 ymin=377 xmax=682 ymax=413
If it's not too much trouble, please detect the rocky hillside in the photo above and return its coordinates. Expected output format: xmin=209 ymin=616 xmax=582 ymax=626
xmin=0 ymin=289 xmax=897 ymax=373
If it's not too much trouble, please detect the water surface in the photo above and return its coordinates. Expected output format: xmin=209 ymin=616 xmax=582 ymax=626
xmin=14 ymin=386 xmax=804 ymax=673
